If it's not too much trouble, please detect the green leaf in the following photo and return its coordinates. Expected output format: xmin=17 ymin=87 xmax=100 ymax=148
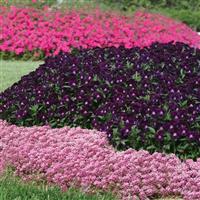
xmin=179 ymin=100 xmax=188 ymax=107
xmin=93 ymin=74 xmax=98 ymax=81
xmin=164 ymin=111 xmax=172 ymax=121
xmin=131 ymin=126 xmax=140 ymax=135
xmin=30 ymin=104 xmax=39 ymax=113
xmin=148 ymin=126 xmax=156 ymax=134
xmin=132 ymin=71 xmax=141 ymax=82
xmin=195 ymin=116 xmax=200 ymax=122
xmin=163 ymin=104 xmax=169 ymax=111
xmin=125 ymin=61 xmax=133 ymax=69
xmin=143 ymin=94 xmax=150 ymax=101
xmin=163 ymin=144 xmax=171 ymax=151
xmin=180 ymin=68 xmax=186 ymax=79
xmin=164 ymin=132 xmax=171 ymax=142
xmin=146 ymin=145 xmax=156 ymax=151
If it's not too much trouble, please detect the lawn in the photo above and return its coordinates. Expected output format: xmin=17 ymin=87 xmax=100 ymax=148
xmin=0 ymin=169 xmax=115 ymax=200
xmin=0 ymin=60 xmax=42 ymax=92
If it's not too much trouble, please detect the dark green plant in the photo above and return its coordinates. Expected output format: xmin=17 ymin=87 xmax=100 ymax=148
xmin=0 ymin=50 xmax=44 ymax=61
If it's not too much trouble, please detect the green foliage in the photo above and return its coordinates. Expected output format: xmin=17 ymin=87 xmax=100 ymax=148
xmin=112 ymin=127 xmax=200 ymax=160
xmin=156 ymin=9 xmax=200 ymax=31
xmin=0 ymin=0 xmax=104 ymax=11
xmin=0 ymin=51 xmax=44 ymax=61
xmin=102 ymin=0 xmax=200 ymax=31
xmin=1 ymin=0 xmax=56 ymax=8
xmin=103 ymin=0 xmax=200 ymax=11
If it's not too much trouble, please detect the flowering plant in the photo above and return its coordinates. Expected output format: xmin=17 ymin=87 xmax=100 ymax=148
xmin=0 ymin=7 xmax=199 ymax=60
xmin=1 ymin=42 xmax=199 ymax=159
xmin=0 ymin=120 xmax=200 ymax=200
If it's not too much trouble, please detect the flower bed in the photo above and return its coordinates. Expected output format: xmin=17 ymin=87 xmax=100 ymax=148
xmin=0 ymin=6 xmax=199 ymax=59
xmin=133 ymin=11 xmax=200 ymax=47
xmin=0 ymin=6 xmax=200 ymax=200
xmin=0 ymin=120 xmax=200 ymax=200
xmin=1 ymin=42 xmax=199 ymax=159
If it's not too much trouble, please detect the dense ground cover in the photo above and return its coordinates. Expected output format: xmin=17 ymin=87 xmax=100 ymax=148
xmin=0 ymin=6 xmax=199 ymax=60
xmin=1 ymin=42 xmax=199 ymax=159
xmin=0 ymin=120 xmax=199 ymax=200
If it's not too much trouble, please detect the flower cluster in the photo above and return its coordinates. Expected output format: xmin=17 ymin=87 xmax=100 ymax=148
xmin=1 ymin=42 xmax=200 ymax=159
xmin=0 ymin=6 xmax=199 ymax=59
xmin=133 ymin=11 xmax=200 ymax=48
xmin=0 ymin=120 xmax=200 ymax=200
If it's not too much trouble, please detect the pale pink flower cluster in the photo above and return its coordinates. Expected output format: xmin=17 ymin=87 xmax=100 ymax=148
xmin=0 ymin=7 xmax=199 ymax=57
xmin=0 ymin=120 xmax=200 ymax=200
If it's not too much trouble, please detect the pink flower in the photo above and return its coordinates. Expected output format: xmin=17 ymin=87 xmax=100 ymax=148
xmin=0 ymin=7 xmax=199 ymax=57
xmin=0 ymin=119 xmax=200 ymax=200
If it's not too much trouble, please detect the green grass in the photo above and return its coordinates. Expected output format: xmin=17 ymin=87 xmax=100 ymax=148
xmin=0 ymin=168 xmax=116 ymax=200
xmin=0 ymin=60 xmax=42 ymax=92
